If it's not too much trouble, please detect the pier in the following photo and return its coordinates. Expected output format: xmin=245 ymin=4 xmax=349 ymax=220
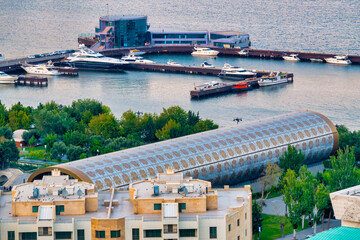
xmin=15 ymin=76 xmax=48 ymax=87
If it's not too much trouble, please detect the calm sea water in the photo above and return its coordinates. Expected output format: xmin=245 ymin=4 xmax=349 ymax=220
xmin=0 ymin=0 xmax=359 ymax=130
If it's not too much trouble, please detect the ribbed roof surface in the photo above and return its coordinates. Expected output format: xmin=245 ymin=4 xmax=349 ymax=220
xmin=308 ymin=227 xmax=360 ymax=240
xmin=29 ymin=111 xmax=338 ymax=191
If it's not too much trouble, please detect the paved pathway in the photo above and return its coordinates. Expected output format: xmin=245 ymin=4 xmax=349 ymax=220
xmin=263 ymin=196 xmax=287 ymax=216
xmin=275 ymin=219 xmax=341 ymax=240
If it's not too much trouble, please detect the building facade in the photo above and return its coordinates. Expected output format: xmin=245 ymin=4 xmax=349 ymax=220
xmin=0 ymin=169 xmax=252 ymax=240
xmin=95 ymin=15 xmax=148 ymax=50
xmin=29 ymin=111 xmax=339 ymax=192
xmin=209 ymin=31 xmax=251 ymax=48
xmin=149 ymin=30 xmax=208 ymax=46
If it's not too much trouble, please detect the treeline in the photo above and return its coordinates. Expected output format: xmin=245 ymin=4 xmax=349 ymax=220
xmin=0 ymin=99 xmax=218 ymax=167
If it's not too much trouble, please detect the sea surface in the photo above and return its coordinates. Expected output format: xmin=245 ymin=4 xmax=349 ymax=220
xmin=0 ymin=0 xmax=359 ymax=130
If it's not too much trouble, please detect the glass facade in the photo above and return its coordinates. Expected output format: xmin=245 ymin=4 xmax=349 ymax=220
xmin=30 ymin=111 xmax=338 ymax=191
xmin=151 ymin=32 xmax=208 ymax=45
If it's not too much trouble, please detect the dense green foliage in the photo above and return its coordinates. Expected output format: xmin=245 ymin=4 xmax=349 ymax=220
xmin=252 ymin=200 xmax=263 ymax=236
xmin=0 ymin=100 xmax=218 ymax=162
xmin=337 ymin=125 xmax=360 ymax=161
xmin=0 ymin=139 xmax=19 ymax=169
xmin=279 ymin=145 xmax=305 ymax=175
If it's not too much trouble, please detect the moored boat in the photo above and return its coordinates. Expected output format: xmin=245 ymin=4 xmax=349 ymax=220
xmin=258 ymin=72 xmax=288 ymax=87
xmin=129 ymin=49 xmax=146 ymax=56
xmin=232 ymin=82 xmax=250 ymax=91
xmin=283 ymin=54 xmax=300 ymax=62
xmin=201 ymin=62 xmax=214 ymax=68
xmin=0 ymin=71 xmax=17 ymax=84
xmin=310 ymin=58 xmax=323 ymax=63
xmin=167 ymin=60 xmax=182 ymax=66
xmin=191 ymin=47 xmax=219 ymax=56
xmin=238 ymin=49 xmax=249 ymax=56
xmin=218 ymin=64 xmax=256 ymax=80
xmin=21 ymin=62 xmax=61 ymax=75
xmin=324 ymin=55 xmax=351 ymax=65
xmin=121 ymin=54 xmax=156 ymax=64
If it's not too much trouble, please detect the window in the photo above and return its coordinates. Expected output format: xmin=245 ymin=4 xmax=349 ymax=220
xmin=32 ymin=206 xmax=39 ymax=213
xmin=245 ymin=212 xmax=247 ymax=220
xmin=111 ymin=230 xmax=120 ymax=238
xmin=245 ymin=229 xmax=247 ymax=236
xmin=228 ymin=224 xmax=231 ymax=232
xmin=38 ymin=227 xmax=52 ymax=236
xmin=95 ymin=231 xmax=105 ymax=238
xmin=55 ymin=205 xmax=64 ymax=215
xmin=20 ymin=232 xmax=37 ymax=240
xmin=132 ymin=229 xmax=139 ymax=240
xmin=237 ymin=236 xmax=240 ymax=240
xmin=179 ymin=229 xmax=196 ymax=237
xmin=55 ymin=232 xmax=72 ymax=239
xmin=164 ymin=224 xmax=177 ymax=233
xmin=154 ymin=203 xmax=162 ymax=210
xmin=179 ymin=203 xmax=186 ymax=212
xmin=144 ymin=230 xmax=161 ymax=238
xmin=209 ymin=227 xmax=217 ymax=239
xmin=78 ymin=230 xmax=85 ymax=240
xmin=8 ymin=231 xmax=15 ymax=240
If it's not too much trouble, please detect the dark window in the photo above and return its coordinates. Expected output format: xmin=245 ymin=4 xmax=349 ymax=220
xmin=154 ymin=203 xmax=162 ymax=210
xmin=38 ymin=227 xmax=52 ymax=236
xmin=209 ymin=227 xmax=217 ymax=239
xmin=237 ymin=219 xmax=240 ymax=226
xmin=55 ymin=205 xmax=64 ymax=215
xmin=55 ymin=232 xmax=72 ymax=239
xmin=111 ymin=230 xmax=120 ymax=238
xmin=179 ymin=203 xmax=186 ymax=212
xmin=20 ymin=232 xmax=37 ymax=240
xmin=144 ymin=230 xmax=162 ymax=238
xmin=132 ymin=229 xmax=139 ymax=240
xmin=8 ymin=231 xmax=15 ymax=240
xmin=95 ymin=231 xmax=105 ymax=238
xmin=237 ymin=236 xmax=240 ymax=240
xmin=32 ymin=206 xmax=39 ymax=213
xmin=228 ymin=224 xmax=231 ymax=231
xmin=245 ymin=212 xmax=247 ymax=220
xmin=78 ymin=229 xmax=85 ymax=240
xmin=179 ymin=229 xmax=196 ymax=237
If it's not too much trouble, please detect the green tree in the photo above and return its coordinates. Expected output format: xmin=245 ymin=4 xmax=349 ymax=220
xmin=155 ymin=119 xmax=182 ymax=140
xmin=187 ymin=110 xmax=200 ymax=126
xmin=279 ymin=145 xmax=305 ymax=175
xmin=258 ymin=162 xmax=282 ymax=210
xmin=337 ymin=125 xmax=360 ymax=161
xmin=140 ymin=115 xmax=157 ymax=142
xmin=89 ymin=136 xmax=104 ymax=156
xmin=314 ymin=183 xmax=330 ymax=233
xmin=193 ymin=119 xmax=218 ymax=133
xmin=50 ymin=142 xmax=67 ymax=162
xmin=66 ymin=145 xmax=85 ymax=161
xmin=119 ymin=110 xmax=141 ymax=137
xmin=158 ymin=106 xmax=188 ymax=128
xmin=323 ymin=146 xmax=359 ymax=191
xmin=33 ymin=108 xmax=75 ymax=136
xmin=68 ymin=99 xmax=106 ymax=123
xmin=0 ymin=125 xmax=13 ymax=139
xmin=42 ymin=133 xmax=59 ymax=152
xmin=88 ymin=113 xmax=120 ymax=139
xmin=8 ymin=110 xmax=31 ymax=130
xmin=0 ymin=140 xmax=19 ymax=169
xmin=63 ymin=130 xmax=89 ymax=147
xmin=22 ymin=130 xmax=41 ymax=145
xmin=252 ymin=200 xmax=263 ymax=238
xmin=28 ymin=136 xmax=37 ymax=146
xmin=282 ymin=169 xmax=302 ymax=239
xmin=105 ymin=137 xmax=142 ymax=152
xmin=0 ymin=101 xmax=8 ymax=127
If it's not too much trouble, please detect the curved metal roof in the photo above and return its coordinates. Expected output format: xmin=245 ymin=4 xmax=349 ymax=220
xmin=29 ymin=111 xmax=338 ymax=191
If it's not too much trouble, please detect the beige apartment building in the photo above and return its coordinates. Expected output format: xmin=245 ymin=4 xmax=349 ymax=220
xmin=0 ymin=169 xmax=252 ymax=240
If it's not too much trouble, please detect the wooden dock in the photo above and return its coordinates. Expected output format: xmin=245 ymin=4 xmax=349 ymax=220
xmin=15 ymin=76 xmax=48 ymax=87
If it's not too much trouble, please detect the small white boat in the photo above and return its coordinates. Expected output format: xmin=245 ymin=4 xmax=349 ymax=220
xmin=238 ymin=49 xmax=249 ymax=56
xmin=191 ymin=47 xmax=219 ymax=56
xmin=258 ymin=72 xmax=289 ymax=87
xmin=310 ymin=58 xmax=323 ymax=63
xmin=283 ymin=54 xmax=300 ymax=62
xmin=167 ymin=60 xmax=182 ymax=66
xmin=218 ymin=63 xmax=256 ymax=80
xmin=324 ymin=55 xmax=351 ymax=65
xmin=0 ymin=71 xmax=17 ymax=84
xmin=129 ymin=49 xmax=146 ymax=56
xmin=21 ymin=62 xmax=61 ymax=75
xmin=121 ymin=54 xmax=155 ymax=64
xmin=201 ymin=62 xmax=214 ymax=68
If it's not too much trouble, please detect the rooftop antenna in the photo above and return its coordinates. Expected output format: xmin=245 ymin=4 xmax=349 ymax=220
xmin=62 ymin=189 xmax=68 ymax=198
xmin=77 ymin=189 xmax=83 ymax=199
xmin=106 ymin=3 xmax=109 ymax=17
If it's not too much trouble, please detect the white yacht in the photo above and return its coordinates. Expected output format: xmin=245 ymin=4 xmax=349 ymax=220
xmin=191 ymin=47 xmax=219 ymax=56
xmin=258 ymin=72 xmax=289 ymax=87
xmin=167 ymin=60 xmax=182 ymax=66
xmin=0 ymin=71 xmax=17 ymax=84
xmin=310 ymin=58 xmax=323 ymax=63
xmin=324 ymin=55 xmax=351 ymax=65
xmin=201 ymin=62 xmax=214 ymax=68
xmin=121 ymin=54 xmax=155 ymax=64
xmin=129 ymin=49 xmax=146 ymax=56
xmin=0 ymin=52 xmax=4 ymax=61
xmin=66 ymin=45 xmax=129 ymax=69
xmin=238 ymin=49 xmax=249 ymax=56
xmin=282 ymin=54 xmax=300 ymax=62
xmin=21 ymin=63 xmax=60 ymax=75
xmin=218 ymin=63 xmax=256 ymax=80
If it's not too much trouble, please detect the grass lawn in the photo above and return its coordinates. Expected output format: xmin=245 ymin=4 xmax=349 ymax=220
xmin=257 ymin=214 xmax=311 ymax=240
